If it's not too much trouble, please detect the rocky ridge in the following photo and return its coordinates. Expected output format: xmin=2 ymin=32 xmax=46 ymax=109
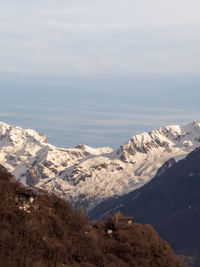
xmin=0 ymin=120 xmax=200 ymax=212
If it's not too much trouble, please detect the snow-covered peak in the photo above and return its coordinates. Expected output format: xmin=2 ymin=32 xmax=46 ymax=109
xmin=190 ymin=120 xmax=200 ymax=127
xmin=0 ymin=120 xmax=200 ymax=212
xmin=74 ymin=144 xmax=113 ymax=155
xmin=0 ymin=121 xmax=48 ymax=147
xmin=115 ymin=121 xmax=200 ymax=162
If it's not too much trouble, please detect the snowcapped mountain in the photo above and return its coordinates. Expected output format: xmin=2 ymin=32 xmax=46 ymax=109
xmin=0 ymin=120 xmax=200 ymax=212
xmin=88 ymin=146 xmax=200 ymax=267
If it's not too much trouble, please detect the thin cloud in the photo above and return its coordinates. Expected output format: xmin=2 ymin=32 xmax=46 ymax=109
xmin=1 ymin=1 xmax=200 ymax=78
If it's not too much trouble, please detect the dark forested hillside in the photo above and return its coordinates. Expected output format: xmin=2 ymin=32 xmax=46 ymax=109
xmin=89 ymin=147 xmax=200 ymax=267
xmin=0 ymin=165 xmax=185 ymax=267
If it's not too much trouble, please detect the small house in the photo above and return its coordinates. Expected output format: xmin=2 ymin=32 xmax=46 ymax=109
xmin=118 ymin=216 xmax=133 ymax=225
xmin=15 ymin=193 xmax=35 ymax=204
xmin=15 ymin=193 xmax=37 ymax=212
xmin=113 ymin=211 xmax=133 ymax=225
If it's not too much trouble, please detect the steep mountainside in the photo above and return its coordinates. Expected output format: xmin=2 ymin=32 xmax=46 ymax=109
xmin=89 ymin=147 xmax=200 ymax=267
xmin=0 ymin=120 xmax=200 ymax=211
xmin=0 ymin=167 xmax=185 ymax=267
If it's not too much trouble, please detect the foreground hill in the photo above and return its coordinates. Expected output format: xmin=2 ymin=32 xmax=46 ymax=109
xmin=89 ymin=147 xmax=200 ymax=267
xmin=0 ymin=167 xmax=185 ymax=267
xmin=0 ymin=120 xmax=200 ymax=212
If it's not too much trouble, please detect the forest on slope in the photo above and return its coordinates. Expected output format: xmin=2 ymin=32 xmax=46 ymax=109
xmin=90 ymin=148 xmax=200 ymax=267
xmin=0 ymin=165 xmax=185 ymax=267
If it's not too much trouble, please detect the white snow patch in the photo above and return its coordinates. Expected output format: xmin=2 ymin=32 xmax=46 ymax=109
xmin=0 ymin=120 xmax=200 ymax=212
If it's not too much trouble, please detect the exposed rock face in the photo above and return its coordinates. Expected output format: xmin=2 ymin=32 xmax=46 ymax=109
xmin=156 ymin=158 xmax=176 ymax=176
xmin=0 ymin=164 xmax=9 ymax=173
xmin=0 ymin=120 xmax=200 ymax=212
xmin=26 ymin=165 xmax=44 ymax=186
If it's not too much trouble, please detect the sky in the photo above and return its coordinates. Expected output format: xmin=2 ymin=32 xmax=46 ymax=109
xmin=0 ymin=0 xmax=200 ymax=148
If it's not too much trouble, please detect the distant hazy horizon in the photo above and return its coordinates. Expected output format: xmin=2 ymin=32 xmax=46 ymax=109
xmin=1 ymin=75 xmax=199 ymax=148
xmin=1 ymin=1 xmax=200 ymax=148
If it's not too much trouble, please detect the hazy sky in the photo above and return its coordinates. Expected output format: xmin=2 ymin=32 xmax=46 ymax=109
xmin=0 ymin=1 xmax=200 ymax=148
xmin=1 ymin=0 xmax=200 ymax=78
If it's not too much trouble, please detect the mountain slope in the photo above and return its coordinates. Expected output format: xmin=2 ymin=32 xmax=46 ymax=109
xmin=89 ymin=147 xmax=200 ymax=267
xmin=0 ymin=167 xmax=185 ymax=267
xmin=0 ymin=120 xmax=200 ymax=211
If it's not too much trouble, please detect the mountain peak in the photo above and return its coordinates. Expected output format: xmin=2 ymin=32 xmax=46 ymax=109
xmin=0 ymin=120 xmax=200 ymax=212
xmin=191 ymin=120 xmax=200 ymax=127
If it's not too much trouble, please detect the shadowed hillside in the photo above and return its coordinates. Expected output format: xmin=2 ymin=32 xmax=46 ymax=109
xmin=89 ymin=147 xmax=200 ymax=267
xmin=0 ymin=165 xmax=185 ymax=267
